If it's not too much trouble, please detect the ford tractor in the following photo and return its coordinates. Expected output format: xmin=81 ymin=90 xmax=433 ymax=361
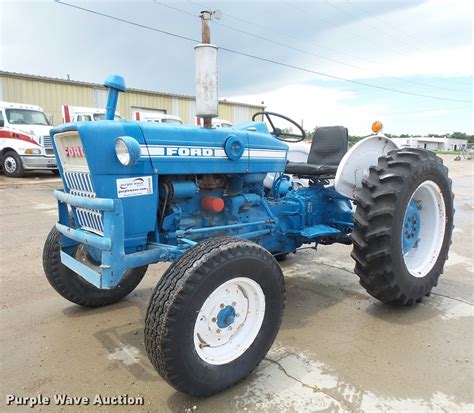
xmin=43 ymin=44 xmax=454 ymax=396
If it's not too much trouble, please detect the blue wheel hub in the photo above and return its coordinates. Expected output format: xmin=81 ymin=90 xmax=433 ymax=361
xmin=216 ymin=305 xmax=236 ymax=329
xmin=402 ymin=200 xmax=421 ymax=254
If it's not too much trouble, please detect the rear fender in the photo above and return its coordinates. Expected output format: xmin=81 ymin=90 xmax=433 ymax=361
xmin=335 ymin=134 xmax=399 ymax=199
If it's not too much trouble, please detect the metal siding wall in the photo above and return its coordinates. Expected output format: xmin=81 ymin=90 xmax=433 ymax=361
xmin=178 ymin=99 xmax=192 ymax=123
xmin=0 ymin=74 xmax=264 ymax=126
xmin=233 ymin=105 xmax=250 ymax=123
xmin=120 ymin=91 xmax=174 ymax=119
xmin=217 ymin=102 xmax=261 ymax=124
xmin=93 ymin=88 xmax=107 ymax=108
xmin=188 ymin=100 xmax=196 ymax=124
xmin=0 ymin=76 xmax=93 ymax=125
xmin=171 ymin=97 xmax=179 ymax=117
xmin=218 ymin=102 xmax=233 ymax=122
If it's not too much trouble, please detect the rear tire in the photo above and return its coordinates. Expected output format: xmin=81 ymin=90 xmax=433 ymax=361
xmin=351 ymin=148 xmax=454 ymax=305
xmin=2 ymin=151 xmax=24 ymax=177
xmin=145 ymin=236 xmax=285 ymax=396
xmin=43 ymin=226 xmax=147 ymax=307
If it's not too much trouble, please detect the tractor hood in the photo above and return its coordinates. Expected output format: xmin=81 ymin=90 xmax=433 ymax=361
xmin=51 ymin=120 xmax=288 ymax=180
xmin=137 ymin=121 xmax=288 ymax=175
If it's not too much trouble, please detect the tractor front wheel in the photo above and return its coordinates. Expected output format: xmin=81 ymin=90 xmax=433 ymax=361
xmin=351 ymin=148 xmax=454 ymax=305
xmin=145 ymin=236 xmax=285 ymax=396
xmin=43 ymin=226 xmax=147 ymax=307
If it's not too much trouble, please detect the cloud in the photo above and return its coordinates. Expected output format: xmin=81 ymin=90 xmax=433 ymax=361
xmin=1 ymin=0 xmax=471 ymax=134
xmin=312 ymin=0 xmax=474 ymax=80
xmin=227 ymin=83 xmax=390 ymax=135
xmin=227 ymin=82 xmax=473 ymax=135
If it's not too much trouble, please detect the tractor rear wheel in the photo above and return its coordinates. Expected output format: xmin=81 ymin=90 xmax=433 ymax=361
xmin=351 ymin=148 xmax=454 ymax=305
xmin=43 ymin=226 xmax=147 ymax=307
xmin=145 ymin=236 xmax=285 ymax=396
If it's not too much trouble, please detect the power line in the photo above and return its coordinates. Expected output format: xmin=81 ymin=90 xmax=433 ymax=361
xmin=180 ymin=1 xmax=472 ymax=96
xmin=287 ymin=1 xmax=471 ymax=94
xmin=325 ymin=0 xmax=423 ymax=56
xmin=347 ymin=0 xmax=439 ymax=52
xmin=346 ymin=0 xmax=472 ymax=94
xmin=217 ymin=49 xmax=473 ymax=103
xmin=155 ymin=1 xmax=196 ymax=18
xmin=54 ymin=0 xmax=473 ymax=104
xmin=54 ymin=0 xmax=199 ymax=43
xmin=187 ymin=0 xmax=383 ymax=65
xmin=288 ymin=1 xmax=407 ymax=60
xmin=155 ymin=1 xmax=361 ymax=69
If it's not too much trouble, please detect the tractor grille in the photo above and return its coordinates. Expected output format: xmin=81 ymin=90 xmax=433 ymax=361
xmin=64 ymin=171 xmax=104 ymax=235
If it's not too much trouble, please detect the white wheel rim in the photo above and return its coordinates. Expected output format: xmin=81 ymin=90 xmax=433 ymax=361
xmin=193 ymin=277 xmax=265 ymax=365
xmin=4 ymin=156 xmax=17 ymax=173
xmin=402 ymin=180 xmax=446 ymax=278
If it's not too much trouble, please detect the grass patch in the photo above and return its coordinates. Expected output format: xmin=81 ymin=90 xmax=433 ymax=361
xmin=434 ymin=151 xmax=462 ymax=155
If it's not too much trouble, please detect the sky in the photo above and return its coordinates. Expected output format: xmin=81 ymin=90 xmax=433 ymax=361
xmin=0 ymin=0 xmax=473 ymax=135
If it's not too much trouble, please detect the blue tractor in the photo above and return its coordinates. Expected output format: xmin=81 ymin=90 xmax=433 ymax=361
xmin=43 ymin=74 xmax=454 ymax=396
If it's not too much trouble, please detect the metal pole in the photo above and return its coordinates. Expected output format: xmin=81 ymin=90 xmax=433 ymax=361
xmin=201 ymin=10 xmax=211 ymax=43
xmin=200 ymin=10 xmax=213 ymax=129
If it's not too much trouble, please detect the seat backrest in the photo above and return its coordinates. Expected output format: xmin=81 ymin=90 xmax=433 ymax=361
xmin=307 ymin=126 xmax=348 ymax=167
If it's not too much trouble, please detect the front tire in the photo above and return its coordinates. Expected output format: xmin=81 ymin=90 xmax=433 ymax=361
xmin=2 ymin=151 xmax=24 ymax=177
xmin=145 ymin=236 xmax=285 ymax=396
xmin=351 ymin=148 xmax=454 ymax=305
xmin=43 ymin=226 xmax=147 ymax=307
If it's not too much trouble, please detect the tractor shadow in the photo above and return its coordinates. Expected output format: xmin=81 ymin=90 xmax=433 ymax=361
xmin=60 ymin=284 xmax=160 ymax=382
xmin=57 ymin=252 xmax=453 ymax=387
xmin=277 ymin=251 xmax=449 ymax=330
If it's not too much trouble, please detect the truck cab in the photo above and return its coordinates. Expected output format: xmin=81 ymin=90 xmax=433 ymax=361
xmin=62 ymin=105 xmax=122 ymax=123
xmin=212 ymin=118 xmax=233 ymax=128
xmin=0 ymin=101 xmax=57 ymax=177
xmin=196 ymin=117 xmax=233 ymax=128
xmin=133 ymin=111 xmax=183 ymax=124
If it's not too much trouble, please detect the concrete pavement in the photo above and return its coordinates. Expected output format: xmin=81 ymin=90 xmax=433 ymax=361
xmin=1 ymin=156 xmax=473 ymax=412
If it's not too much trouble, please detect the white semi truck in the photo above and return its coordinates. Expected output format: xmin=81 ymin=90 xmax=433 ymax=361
xmin=0 ymin=101 xmax=57 ymax=177
xmin=196 ymin=117 xmax=233 ymax=128
xmin=62 ymin=105 xmax=122 ymax=123
xmin=133 ymin=110 xmax=183 ymax=124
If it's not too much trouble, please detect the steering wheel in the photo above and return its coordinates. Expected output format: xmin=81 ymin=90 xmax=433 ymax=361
xmin=252 ymin=111 xmax=305 ymax=142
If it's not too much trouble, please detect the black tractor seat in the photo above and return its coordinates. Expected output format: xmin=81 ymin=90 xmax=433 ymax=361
xmin=285 ymin=126 xmax=348 ymax=178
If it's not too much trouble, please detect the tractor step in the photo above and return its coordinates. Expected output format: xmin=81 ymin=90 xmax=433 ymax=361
xmin=287 ymin=224 xmax=341 ymax=240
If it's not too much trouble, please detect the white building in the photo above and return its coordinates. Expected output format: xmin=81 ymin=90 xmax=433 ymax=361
xmin=391 ymin=136 xmax=468 ymax=151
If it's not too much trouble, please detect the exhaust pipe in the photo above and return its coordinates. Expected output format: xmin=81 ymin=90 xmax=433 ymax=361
xmin=195 ymin=10 xmax=219 ymax=128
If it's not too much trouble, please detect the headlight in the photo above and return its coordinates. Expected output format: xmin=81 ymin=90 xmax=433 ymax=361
xmin=25 ymin=148 xmax=41 ymax=155
xmin=115 ymin=136 xmax=141 ymax=166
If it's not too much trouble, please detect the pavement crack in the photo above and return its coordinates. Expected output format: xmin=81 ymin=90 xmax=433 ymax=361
xmin=313 ymin=260 xmax=354 ymax=275
xmin=264 ymin=356 xmax=344 ymax=407
xmin=431 ymin=292 xmax=473 ymax=305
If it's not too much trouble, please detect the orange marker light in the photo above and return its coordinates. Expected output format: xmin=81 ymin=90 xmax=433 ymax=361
xmin=371 ymin=120 xmax=383 ymax=133
xmin=201 ymin=196 xmax=225 ymax=213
